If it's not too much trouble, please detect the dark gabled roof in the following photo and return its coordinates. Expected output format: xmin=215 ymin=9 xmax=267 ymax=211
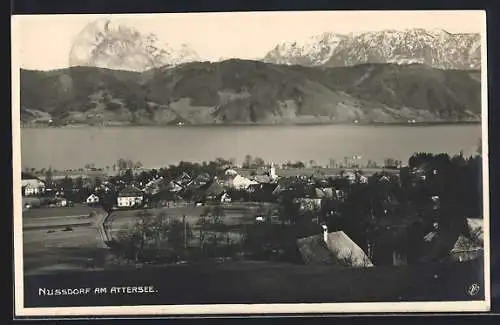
xmin=175 ymin=172 xmax=192 ymax=184
xmin=118 ymin=185 xmax=144 ymax=197
xmin=249 ymin=182 xmax=278 ymax=193
xmin=205 ymin=181 xmax=225 ymax=196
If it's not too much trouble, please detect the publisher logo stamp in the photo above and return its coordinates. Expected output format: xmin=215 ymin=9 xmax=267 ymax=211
xmin=467 ymin=283 xmax=480 ymax=296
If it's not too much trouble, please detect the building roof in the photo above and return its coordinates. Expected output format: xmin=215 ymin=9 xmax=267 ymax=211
xmin=205 ymin=181 xmax=226 ymax=197
xmin=315 ymin=187 xmax=335 ymax=198
xmin=297 ymin=231 xmax=373 ymax=267
xmin=118 ymin=185 xmax=144 ymax=197
xmin=466 ymin=218 xmax=484 ymax=244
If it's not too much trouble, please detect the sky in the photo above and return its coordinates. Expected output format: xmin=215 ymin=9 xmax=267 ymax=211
xmin=13 ymin=10 xmax=485 ymax=70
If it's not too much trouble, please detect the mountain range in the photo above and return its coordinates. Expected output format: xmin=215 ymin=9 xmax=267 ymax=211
xmin=20 ymin=60 xmax=481 ymax=126
xmin=67 ymin=20 xmax=481 ymax=71
xmin=263 ymin=29 xmax=481 ymax=70
xmin=19 ymin=22 xmax=482 ymax=126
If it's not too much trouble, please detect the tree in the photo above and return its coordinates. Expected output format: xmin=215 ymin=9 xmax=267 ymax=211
xmin=160 ymin=215 xmax=193 ymax=251
xmin=45 ymin=167 xmax=53 ymax=186
xmin=252 ymin=157 xmax=265 ymax=168
xmin=61 ymin=176 xmax=73 ymax=192
xmin=197 ymin=209 xmax=211 ymax=253
xmin=278 ymin=193 xmax=301 ymax=225
xmin=117 ymin=158 xmax=127 ymax=171
xmin=123 ymin=169 xmax=134 ymax=183
xmin=243 ymin=154 xmax=253 ymax=169
xmin=75 ymin=176 xmax=84 ymax=189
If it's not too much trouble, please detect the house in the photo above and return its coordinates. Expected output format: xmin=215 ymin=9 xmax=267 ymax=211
xmin=143 ymin=178 xmax=162 ymax=195
xmin=86 ymin=194 xmax=100 ymax=205
xmin=225 ymin=168 xmax=238 ymax=176
xmin=56 ymin=197 xmax=68 ymax=207
xmin=194 ymin=173 xmax=212 ymax=185
xmin=220 ymin=192 xmax=232 ymax=203
xmin=21 ymin=173 xmax=46 ymax=196
xmin=449 ymin=235 xmax=483 ymax=263
xmin=379 ymin=175 xmax=391 ymax=183
xmin=466 ymin=218 xmax=484 ymax=243
xmin=252 ymin=175 xmax=273 ymax=183
xmin=203 ymin=180 xmax=226 ymax=202
xmin=247 ymin=183 xmax=278 ymax=202
xmin=174 ymin=172 xmax=193 ymax=188
xmin=167 ymin=181 xmax=183 ymax=193
xmin=296 ymin=225 xmax=373 ymax=267
xmin=117 ymin=185 xmax=144 ymax=208
xmin=151 ymin=190 xmax=184 ymax=207
xmin=231 ymin=174 xmax=258 ymax=190
xmin=411 ymin=163 xmax=439 ymax=182
xmin=293 ymin=198 xmax=323 ymax=212
xmin=446 ymin=218 xmax=484 ymax=263
xmin=314 ymin=187 xmax=335 ymax=199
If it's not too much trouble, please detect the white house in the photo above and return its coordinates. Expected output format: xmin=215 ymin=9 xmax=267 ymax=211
xmin=225 ymin=168 xmax=238 ymax=176
xmin=359 ymin=175 xmax=368 ymax=184
xmin=21 ymin=178 xmax=46 ymax=196
xmin=117 ymin=186 xmax=144 ymax=208
xmin=86 ymin=194 xmax=100 ymax=204
xmin=231 ymin=174 xmax=258 ymax=190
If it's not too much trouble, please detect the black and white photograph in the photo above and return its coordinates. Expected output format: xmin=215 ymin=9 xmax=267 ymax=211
xmin=12 ymin=10 xmax=490 ymax=317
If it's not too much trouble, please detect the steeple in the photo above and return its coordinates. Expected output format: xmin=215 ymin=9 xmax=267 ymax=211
xmin=321 ymin=224 xmax=328 ymax=243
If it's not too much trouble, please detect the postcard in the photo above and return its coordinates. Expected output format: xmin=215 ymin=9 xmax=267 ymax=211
xmin=12 ymin=10 xmax=490 ymax=317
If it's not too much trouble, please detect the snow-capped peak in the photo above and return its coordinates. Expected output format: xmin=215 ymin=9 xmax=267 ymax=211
xmin=264 ymin=32 xmax=347 ymax=66
xmin=69 ymin=19 xmax=201 ymax=71
xmin=263 ymin=28 xmax=481 ymax=70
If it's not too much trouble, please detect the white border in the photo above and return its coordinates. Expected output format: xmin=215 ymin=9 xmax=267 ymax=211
xmin=12 ymin=10 xmax=490 ymax=317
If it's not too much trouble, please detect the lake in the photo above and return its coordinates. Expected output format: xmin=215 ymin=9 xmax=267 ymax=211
xmin=20 ymin=124 xmax=482 ymax=170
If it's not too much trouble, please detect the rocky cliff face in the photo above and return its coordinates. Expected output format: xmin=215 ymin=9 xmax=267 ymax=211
xmin=263 ymin=29 xmax=481 ymax=70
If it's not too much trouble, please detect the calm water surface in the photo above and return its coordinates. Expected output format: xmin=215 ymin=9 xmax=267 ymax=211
xmin=20 ymin=125 xmax=482 ymax=170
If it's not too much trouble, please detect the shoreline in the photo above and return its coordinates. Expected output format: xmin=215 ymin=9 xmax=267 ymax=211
xmin=20 ymin=121 xmax=481 ymax=129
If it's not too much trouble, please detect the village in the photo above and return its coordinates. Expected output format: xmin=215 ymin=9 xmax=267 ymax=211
xmin=21 ymin=150 xmax=484 ymax=278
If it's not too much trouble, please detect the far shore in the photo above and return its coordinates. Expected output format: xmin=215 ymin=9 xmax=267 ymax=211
xmin=20 ymin=120 xmax=482 ymax=129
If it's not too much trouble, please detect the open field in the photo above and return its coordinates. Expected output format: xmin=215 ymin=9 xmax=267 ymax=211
xmin=107 ymin=202 xmax=277 ymax=232
xmin=23 ymin=225 xmax=109 ymax=275
xmin=22 ymin=204 xmax=109 ymax=275
xmin=22 ymin=202 xmax=276 ymax=274
xmin=24 ymin=258 xmax=485 ymax=307
xmin=23 ymin=204 xmax=100 ymax=219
